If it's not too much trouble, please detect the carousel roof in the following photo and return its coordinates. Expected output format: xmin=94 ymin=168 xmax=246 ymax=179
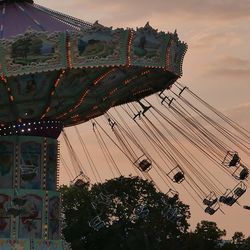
xmin=0 ymin=0 xmax=187 ymax=129
xmin=0 ymin=0 xmax=91 ymax=38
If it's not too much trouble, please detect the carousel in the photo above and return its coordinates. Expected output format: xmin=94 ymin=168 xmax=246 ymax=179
xmin=0 ymin=0 xmax=187 ymax=249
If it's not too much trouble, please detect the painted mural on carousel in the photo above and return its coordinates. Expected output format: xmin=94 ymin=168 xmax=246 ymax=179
xmin=20 ymin=142 xmax=42 ymax=190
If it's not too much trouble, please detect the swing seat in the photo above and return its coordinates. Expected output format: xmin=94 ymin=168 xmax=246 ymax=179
xmin=232 ymin=165 xmax=249 ymax=180
xmin=168 ymin=194 xmax=179 ymax=205
xmin=219 ymin=195 xmax=236 ymax=206
xmin=203 ymin=198 xmax=218 ymax=207
xmin=229 ymin=154 xmax=240 ymax=167
xmin=168 ymin=165 xmax=185 ymax=184
xmin=74 ymin=179 xmax=85 ymax=188
xmin=205 ymin=206 xmax=216 ymax=215
xmin=166 ymin=189 xmax=179 ymax=199
xmin=173 ymin=172 xmax=185 ymax=183
xmin=234 ymin=187 xmax=246 ymax=197
xmin=88 ymin=216 xmax=105 ymax=231
xmin=138 ymin=159 xmax=152 ymax=172
xmin=239 ymin=168 xmax=249 ymax=180
xmin=203 ymin=191 xmax=218 ymax=207
xmin=136 ymin=206 xmax=149 ymax=219
xmin=222 ymin=151 xmax=240 ymax=167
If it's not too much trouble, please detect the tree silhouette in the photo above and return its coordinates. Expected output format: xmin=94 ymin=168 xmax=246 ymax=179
xmin=61 ymin=176 xmax=190 ymax=250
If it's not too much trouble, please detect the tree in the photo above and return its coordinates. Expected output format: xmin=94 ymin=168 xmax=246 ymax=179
xmin=185 ymin=220 xmax=227 ymax=250
xmin=61 ymin=176 xmax=190 ymax=250
xmin=232 ymin=232 xmax=245 ymax=247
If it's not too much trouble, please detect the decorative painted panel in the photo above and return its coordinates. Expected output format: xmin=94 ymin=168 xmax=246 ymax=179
xmin=34 ymin=240 xmax=64 ymax=250
xmin=167 ymin=33 xmax=187 ymax=76
xmin=19 ymin=193 xmax=43 ymax=239
xmin=70 ymin=23 xmax=129 ymax=67
xmin=0 ymin=194 xmax=11 ymax=238
xmin=0 ymin=32 xmax=67 ymax=76
xmin=131 ymin=23 xmax=170 ymax=68
xmin=7 ymin=71 xmax=59 ymax=120
xmin=20 ymin=142 xmax=42 ymax=190
xmin=48 ymin=195 xmax=60 ymax=240
xmin=0 ymin=239 xmax=30 ymax=250
xmin=0 ymin=142 xmax=14 ymax=189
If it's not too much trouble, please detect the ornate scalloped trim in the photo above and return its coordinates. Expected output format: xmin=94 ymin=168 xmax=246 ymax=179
xmin=0 ymin=26 xmax=187 ymax=77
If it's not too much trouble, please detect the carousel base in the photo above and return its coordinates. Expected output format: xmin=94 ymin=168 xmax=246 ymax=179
xmin=0 ymin=135 xmax=67 ymax=250
xmin=0 ymin=239 xmax=67 ymax=250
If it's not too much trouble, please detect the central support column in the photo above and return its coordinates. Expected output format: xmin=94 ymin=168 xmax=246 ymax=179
xmin=0 ymin=134 xmax=65 ymax=250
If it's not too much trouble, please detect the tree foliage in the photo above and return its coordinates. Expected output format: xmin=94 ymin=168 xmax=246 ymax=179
xmin=60 ymin=176 xmax=250 ymax=250
xmin=61 ymin=176 xmax=190 ymax=250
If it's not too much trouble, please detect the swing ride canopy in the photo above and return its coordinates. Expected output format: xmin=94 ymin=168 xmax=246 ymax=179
xmin=0 ymin=0 xmax=187 ymax=137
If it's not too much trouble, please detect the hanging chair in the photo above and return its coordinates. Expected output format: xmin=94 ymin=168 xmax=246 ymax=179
xmin=135 ymin=205 xmax=149 ymax=219
xmin=205 ymin=202 xmax=220 ymax=215
xmin=134 ymin=155 xmax=152 ymax=172
xmin=203 ymin=192 xmax=218 ymax=207
xmin=162 ymin=205 xmax=182 ymax=223
xmin=243 ymin=205 xmax=250 ymax=210
xmin=219 ymin=182 xmax=247 ymax=206
xmin=222 ymin=151 xmax=240 ymax=167
xmin=74 ymin=179 xmax=85 ymax=188
xmin=232 ymin=164 xmax=249 ymax=180
xmin=166 ymin=189 xmax=179 ymax=204
xmin=167 ymin=165 xmax=185 ymax=183
xmin=88 ymin=216 xmax=105 ymax=231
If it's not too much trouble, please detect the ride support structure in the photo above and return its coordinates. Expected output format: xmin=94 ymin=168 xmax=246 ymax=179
xmin=0 ymin=120 xmax=64 ymax=249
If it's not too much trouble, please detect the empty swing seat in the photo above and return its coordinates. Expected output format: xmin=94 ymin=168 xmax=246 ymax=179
xmin=222 ymin=151 xmax=240 ymax=167
xmin=205 ymin=206 xmax=216 ymax=215
xmin=204 ymin=200 xmax=220 ymax=215
xmin=166 ymin=189 xmax=179 ymax=199
xmin=229 ymin=154 xmax=240 ymax=167
xmin=168 ymin=165 xmax=185 ymax=184
xmin=239 ymin=168 xmax=249 ymax=180
xmin=88 ymin=216 xmax=105 ymax=231
xmin=74 ymin=179 xmax=85 ymax=188
xmin=169 ymin=194 xmax=179 ymax=205
xmin=234 ymin=187 xmax=246 ymax=197
xmin=134 ymin=155 xmax=152 ymax=172
xmin=203 ymin=192 xmax=218 ymax=207
xmin=232 ymin=164 xmax=249 ymax=180
xmin=139 ymin=159 xmax=151 ymax=171
xmin=222 ymin=151 xmax=241 ymax=167
xmin=203 ymin=198 xmax=218 ymax=207
xmin=220 ymin=182 xmax=247 ymax=206
xmin=219 ymin=196 xmax=236 ymax=206
xmin=173 ymin=172 xmax=185 ymax=183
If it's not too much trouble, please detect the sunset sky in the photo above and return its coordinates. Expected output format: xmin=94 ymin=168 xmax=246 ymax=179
xmin=36 ymin=0 xmax=250 ymax=237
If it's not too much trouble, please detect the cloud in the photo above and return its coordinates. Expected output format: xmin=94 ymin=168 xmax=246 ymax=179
xmin=37 ymin=0 xmax=250 ymax=26
xmin=225 ymin=102 xmax=250 ymax=130
xmin=204 ymin=56 xmax=250 ymax=79
xmin=218 ymin=56 xmax=250 ymax=67
xmin=189 ymin=32 xmax=243 ymax=50
xmin=208 ymin=68 xmax=250 ymax=78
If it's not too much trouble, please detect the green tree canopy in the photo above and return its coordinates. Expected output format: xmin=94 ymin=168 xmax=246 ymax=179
xmin=61 ymin=176 xmax=190 ymax=250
